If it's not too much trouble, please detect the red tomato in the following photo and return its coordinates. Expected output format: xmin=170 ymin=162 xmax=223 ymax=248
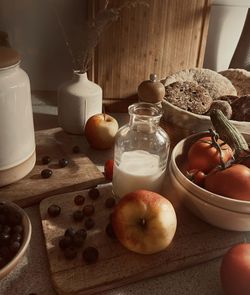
xmin=204 ymin=164 xmax=250 ymax=201
xmin=187 ymin=136 xmax=233 ymax=173
xmin=187 ymin=169 xmax=206 ymax=187
xmin=220 ymin=243 xmax=250 ymax=295
xmin=104 ymin=159 xmax=114 ymax=181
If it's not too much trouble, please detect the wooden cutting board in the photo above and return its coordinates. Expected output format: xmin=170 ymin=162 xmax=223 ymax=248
xmin=0 ymin=128 xmax=105 ymax=207
xmin=40 ymin=183 xmax=246 ymax=295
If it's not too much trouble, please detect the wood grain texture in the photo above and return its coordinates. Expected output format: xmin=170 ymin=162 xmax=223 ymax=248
xmin=0 ymin=128 xmax=105 ymax=207
xmin=40 ymin=183 xmax=245 ymax=295
xmin=89 ymin=0 xmax=211 ymax=102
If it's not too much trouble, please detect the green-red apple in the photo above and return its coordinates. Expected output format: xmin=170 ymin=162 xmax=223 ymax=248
xmin=84 ymin=114 xmax=119 ymax=150
xmin=112 ymin=190 xmax=177 ymax=254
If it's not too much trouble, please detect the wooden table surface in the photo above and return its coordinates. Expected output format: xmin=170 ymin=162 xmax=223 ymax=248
xmin=1 ymin=94 xmax=250 ymax=295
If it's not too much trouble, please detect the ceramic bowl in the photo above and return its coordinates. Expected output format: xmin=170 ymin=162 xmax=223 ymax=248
xmin=162 ymin=99 xmax=250 ymax=138
xmin=169 ymin=132 xmax=250 ymax=231
xmin=169 ymin=164 xmax=250 ymax=231
xmin=0 ymin=200 xmax=32 ymax=279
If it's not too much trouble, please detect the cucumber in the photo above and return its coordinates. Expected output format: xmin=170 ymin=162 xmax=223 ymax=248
xmin=210 ymin=109 xmax=249 ymax=157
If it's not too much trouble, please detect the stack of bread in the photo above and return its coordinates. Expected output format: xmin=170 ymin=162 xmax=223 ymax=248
xmin=163 ymin=68 xmax=250 ymax=122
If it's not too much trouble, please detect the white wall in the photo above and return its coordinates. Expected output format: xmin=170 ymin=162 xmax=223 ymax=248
xmin=204 ymin=1 xmax=250 ymax=71
xmin=0 ymin=0 xmax=87 ymax=91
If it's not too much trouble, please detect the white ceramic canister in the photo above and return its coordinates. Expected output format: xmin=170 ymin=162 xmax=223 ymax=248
xmin=57 ymin=71 xmax=102 ymax=135
xmin=0 ymin=46 xmax=36 ymax=187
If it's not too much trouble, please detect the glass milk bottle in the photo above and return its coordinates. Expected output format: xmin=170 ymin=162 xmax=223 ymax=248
xmin=112 ymin=102 xmax=170 ymax=198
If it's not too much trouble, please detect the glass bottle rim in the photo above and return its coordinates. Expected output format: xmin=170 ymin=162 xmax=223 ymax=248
xmin=128 ymin=102 xmax=162 ymax=118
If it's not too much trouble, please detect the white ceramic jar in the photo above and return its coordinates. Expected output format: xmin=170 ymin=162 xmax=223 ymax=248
xmin=0 ymin=47 xmax=36 ymax=187
xmin=57 ymin=71 xmax=102 ymax=135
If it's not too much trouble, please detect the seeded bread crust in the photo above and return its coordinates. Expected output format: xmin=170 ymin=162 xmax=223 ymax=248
xmin=164 ymin=68 xmax=237 ymax=100
xmin=231 ymin=95 xmax=250 ymax=121
xmin=206 ymin=100 xmax=232 ymax=119
xmin=220 ymin=69 xmax=250 ymax=96
xmin=165 ymin=81 xmax=212 ymax=114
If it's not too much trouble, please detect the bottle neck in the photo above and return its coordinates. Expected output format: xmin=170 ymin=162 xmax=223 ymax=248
xmin=128 ymin=103 xmax=162 ymax=131
xmin=72 ymin=71 xmax=88 ymax=82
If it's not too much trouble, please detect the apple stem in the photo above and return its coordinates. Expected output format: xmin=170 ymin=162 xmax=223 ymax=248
xmin=138 ymin=218 xmax=147 ymax=228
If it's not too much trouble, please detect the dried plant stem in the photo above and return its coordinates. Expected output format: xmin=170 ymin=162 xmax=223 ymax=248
xmin=48 ymin=0 xmax=76 ymax=70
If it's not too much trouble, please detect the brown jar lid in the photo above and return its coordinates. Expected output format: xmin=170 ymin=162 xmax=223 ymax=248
xmin=0 ymin=46 xmax=21 ymax=69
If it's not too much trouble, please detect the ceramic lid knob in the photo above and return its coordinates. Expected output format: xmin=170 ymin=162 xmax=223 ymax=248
xmin=138 ymin=73 xmax=165 ymax=103
xmin=0 ymin=46 xmax=21 ymax=69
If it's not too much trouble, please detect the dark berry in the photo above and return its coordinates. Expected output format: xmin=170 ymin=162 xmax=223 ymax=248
xmin=47 ymin=204 xmax=61 ymax=217
xmin=105 ymin=197 xmax=116 ymax=208
xmin=75 ymin=229 xmax=87 ymax=240
xmin=74 ymin=195 xmax=85 ymax=206
xmin=10 ymin=241 xmax=21 ymax=253
xmin=0 ymin=232 xmax=10 ymax=245
xmin=59 ymin=236 xmax=72 ymax=250
xmin=82 ymin=247 xmax=99 ymax=264
xmin=0 ymin=214 xmax=6 ymax=225
xmin=2 ymin=225 xmax=11 ymax=234
xmin=72 ymin=146 xmax=80 ymax=153
xmin=41 ymin=156 xmax=51 ymax=165
xmin=105 ymin=223 xmax=116 ymax=239
xmin=72 ymin=233 xmax=85 ymax=248
xmin=8 ymin=210 xmax=22 ymax=226
xmin=84 ymin=218 xmax=95 ymax=230
xmin=0 ymin=246 xmax=11 ymax=260
xmin=12 ymin=225 xmax=23 ymax=234
xmin=10 ymin=233 xmax=22 ymax=243
xmin=73 ymin=210 xmax=84 ymax=222
xmin=82 ymin=205 xmax=95 ymax=217
xmin=88 ymin=188 xmax=100 ymax=200
xmin=58 ymin=158 xmax=69 ymax=168
xmin=0 ymin=256 xmax=6 ymax=268
xmin=41 ymin=169 xmax=53 ymax=179
xmin=64 ymin=247 xmax=77 ymax=260
xmin=64 ymin=227 xmax=76 ymax=238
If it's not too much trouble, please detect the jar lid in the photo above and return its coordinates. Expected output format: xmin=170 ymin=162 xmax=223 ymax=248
xmin=0 ymin=46 xmax=21 ymax=69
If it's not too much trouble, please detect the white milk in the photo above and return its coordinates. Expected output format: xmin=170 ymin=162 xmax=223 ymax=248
xmin=112 ymin=150 xmax=165 ymax=198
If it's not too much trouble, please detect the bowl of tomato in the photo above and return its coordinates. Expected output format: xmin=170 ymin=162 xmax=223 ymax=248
xmin=169 ymin=131 xmax=250 ymax=231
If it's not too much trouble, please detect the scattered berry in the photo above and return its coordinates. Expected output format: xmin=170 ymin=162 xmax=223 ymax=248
xmin=72 ymin=146 xmax=80 ymax=153
xmin=64 ymin=247 xmax=77 ymax=260
xmin=72 ymin=233 xmax=85 ymax=248
xmin=82 ymin=247 xmax=99 ymax=264
xmin=47 ymin=204 xmax=61 ymax=217
xmin=59 ymin=236 xmax=72 ymax=250
xmin=58 ymin=158 xmax=69 ymax=168
xmin=105 ymin=223 xmax=116 ymax=239
xmin=88 ymin=188 xmax=100 ymax=200
xmin=84 ymin=218 xmax=95 ymax=230
xmin=105 ymin=197 xmax=116 ymax=208
xmin=82 ymin=205 xmax=95 ymax=217
xmin=41 ymin=169 xmax=53 ymax=179
xmin=64 ymin=227 xmax=76 ymax=238
xmin=74 ymin=195 xmax=85 ymax=206
xmin=75 ymin=229 xmax=87 ymax=240
xmin=41 ymin=156 xmax=51 ymax=165
xmin=73 ymin=210 xmax=84 ymax=222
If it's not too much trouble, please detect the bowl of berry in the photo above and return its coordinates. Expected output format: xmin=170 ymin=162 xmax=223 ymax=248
xmin=0 ymin=200 xmax=32 ymax=279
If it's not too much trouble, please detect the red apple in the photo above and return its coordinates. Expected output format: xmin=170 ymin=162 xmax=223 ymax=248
xmin=220 ymin=243 xmax=250 ymax=295
xmin=104 ymin=159 xmax=114 ymax=181
xmin=84 ymin=114 xmax=119 ymax=150
xmin=112 ymin=190 xmax=177 ymax=254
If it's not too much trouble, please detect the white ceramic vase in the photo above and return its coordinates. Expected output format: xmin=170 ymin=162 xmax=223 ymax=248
xmin=57 ymin=71 xmax=102 ymax=134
